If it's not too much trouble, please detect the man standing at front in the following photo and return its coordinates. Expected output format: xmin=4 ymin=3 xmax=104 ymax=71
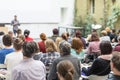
xmin=11 ymin=15 xmax=20 ymax=36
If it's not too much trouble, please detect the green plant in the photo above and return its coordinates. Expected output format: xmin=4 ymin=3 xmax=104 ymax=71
xmin=107 ymin=4 xmax=120 ymax=29
xmin=84 ymin=14 xmax=95 ymax=37
xmin=73 ymin=16 xmax=83 ymax=27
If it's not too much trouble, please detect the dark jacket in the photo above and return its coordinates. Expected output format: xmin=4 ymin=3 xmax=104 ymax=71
xmin=48 ymin=55 xmax=81 ymax=80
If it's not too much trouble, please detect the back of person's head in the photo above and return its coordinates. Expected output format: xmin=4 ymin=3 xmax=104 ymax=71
xmin=91 ymin=33 xmax=99 ymax=41
xmin=17 ymin=35 xmax=25 ymax=42
xmin=71 ymin=37 xmax=83 ymax=53
xmin=17 ymin=29 xmax=22 ymax=35
xmin=40 ymin=33 xmax=46 ymax=41
xmin=61 ymin=32 xmax=68 ymax=41
xmin=0 ymin=31 xmax=4 ymax=36
xmin=66 ymin=32 xmax=70 ymax=37
xmin=45 ymin=39 xmax=57 ymax=52
xmin=112 ymin=29 xmax=116 ymax=33
xmin=57 ymin=60 xmax=74 ymax=80
xmin=101 ymin=30 xmax=107 ymax=36
xmin=13 ymin=38 xmax=23 ymax=51
xmin=59 ymin=41 xmax=71 ymax=56
xmin=2 ymin=34 xmax=12 ymax=46
xmin=22 ymin=41 xmax=38 ymax=58
xmin=105 ymin=27 xmax=111 ymax=33
xmin=8 ymin=31 xmax=14 ymax=37
xmin=117 ymin=29 xmax=120 ymax=34
xmin=24 ymin=29 xmax=30 ymax=37
xmin=100 ymin=41 xmax=112 ymax=55
xmin=75 ymin=30 xmax=82 ymax=38
xmin=111 ymin=52 xmax=120 ymax=72
xmin=53 ymin=28 xmax=59 ymax=35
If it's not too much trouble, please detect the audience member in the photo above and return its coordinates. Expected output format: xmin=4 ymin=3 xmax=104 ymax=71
xmin=105 ymin=27 xmax=111 ymax=37
xmin=11 ymin=41 xmax=46 ymax=80
xmin=86 ymin=33 xmax=100 ymax=59
xmin=16 ymin=28 xmax=22 ymax=38
xmin=61 ymin=32 xmax=68 ymax=41
xmin=55 ymin=37 xmax=63 ymax=52
xmin=71 ymin=37 xmax=85 ymax=61
xmin=100 ymin=30 xmax=111 ymax=42
xmin=38 ymin=33 xmax=47 ymax=53
xmin=0 ymin=34 xmax=14 ymax=68
xmin=17 ymin=35 xmax=25 ymax=42
xmin=37 ymin=39 xmax=60 ymax=76
xmin=75 ymin=30 xmax=86 ymax=49
xmin=4 ymin=38 xmax=23 ymax=80
xmin=8 ymin=31 xmax=16 ymax=41
xmin=57 ymin=60 xmax=75 ymax=80
xmin=110 ymin=29 xmax=117 ymax=42
xmin=48 ymin=41 xmax=80 ymax=80
xmin=83 ymin=41 xmax=112 ymax=76
xmin=24 ymin=29 xmax=33 ymax=41
xmin=115 ymin=29 xmax=120 ymax=42
xmin=86 ymin=29 xmax=97 ymax=42
xmin=113 ymin=36 xmax=120 ymax=52
xmin=107 ymin=52 xmax=120 ymax=80
xmin=0 ymin=31 xmax=5 ymax=49
xmin=66 ymin=32 xmax=72 ymax=43
xmin=51 ymin=28 xmax=59 ymax=42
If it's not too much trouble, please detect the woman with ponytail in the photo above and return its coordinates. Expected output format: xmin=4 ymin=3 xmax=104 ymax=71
xmin=57 ymin=60 xmax=75 ymax=80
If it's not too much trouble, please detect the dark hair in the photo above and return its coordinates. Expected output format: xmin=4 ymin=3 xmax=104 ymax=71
xmin=24 ymin=29 xmax=30 ymax=37
xmin=59 ymin=41 xmax=71 ymax=56
xmin=53 ymin=28 xmax=58 ymax=35
xmin=22 ymin=41 xmax=39 ymax=58
xmin=2 ymin=34 xmax=12 ymax=46
xmin=91 ymin=33 xmax=99 ymax=41
xmin=57 ymin=60 xmax=74 ymax=80
xmin=112 ymin=52 xmax=120 ymax=71
xmin=66 ymin=32 xmax=70 ymax=37
xmin=100 ymin=41 xmax=112 ymax=55
xmin=112 ymin=29 xmax=116 ymax=33
xmin=13 ymin=38 xmax=23 ymax=50
xmin=75 ymin=30 xmax=82 ymax=38
xmin=0 ymin=31 xmax=4 ymax=36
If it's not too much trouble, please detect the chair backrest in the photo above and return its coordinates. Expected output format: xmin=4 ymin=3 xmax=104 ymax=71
xmin=88 ymin=75 xmax=108 ymax=80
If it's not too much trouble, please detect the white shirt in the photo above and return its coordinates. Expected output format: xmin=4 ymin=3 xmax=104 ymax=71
xmin=4 ymin=51 xmax=23 ymax=80
xmin=11 ymin=58 xmax=46 ymax=80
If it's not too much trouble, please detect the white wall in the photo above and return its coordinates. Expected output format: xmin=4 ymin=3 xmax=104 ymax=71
xmin=55 ymin=0 xmax=75 ymax=25
xmin=0 ymin=0 xmax=75 ymax=25
xmin=3 ymin=0 xmax=75 ymax=39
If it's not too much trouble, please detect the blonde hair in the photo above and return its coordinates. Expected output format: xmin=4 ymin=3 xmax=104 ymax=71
xmin=105 ymin=27 xmax=111 ymax=32
xmin=101 ymin=30 xmax=107 ymax=36
xmin=55 ymin=37 xmax=63 ymax=52
xmin=45 ymin=39 xmax=57 ymax=52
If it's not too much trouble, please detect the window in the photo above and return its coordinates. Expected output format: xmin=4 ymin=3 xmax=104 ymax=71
xmin=90 ymin=0 xmax=95 ymax=14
